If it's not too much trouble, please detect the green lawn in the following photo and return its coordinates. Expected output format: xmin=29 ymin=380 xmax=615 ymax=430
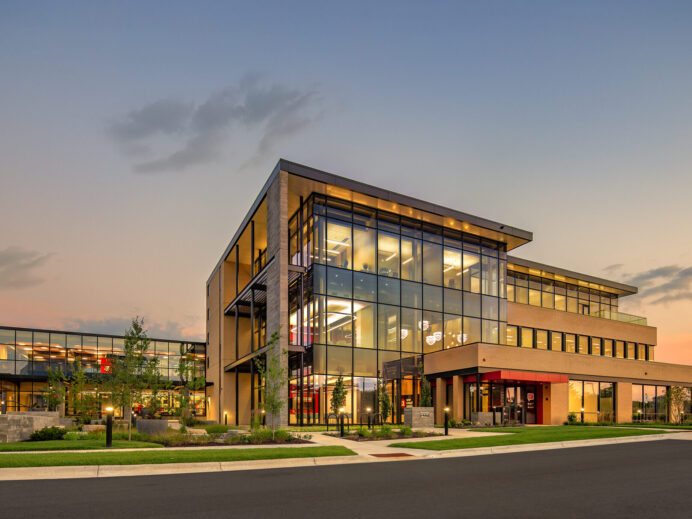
xmin=611 ymin=423 xmax=692 ymax=430
xmin=390 ymin=426 xmax=669 ymax=450
xmin=0 ymin=440 xmax=163 ymax=452
xmin=0 ymin=446 xmax=355 ymax=468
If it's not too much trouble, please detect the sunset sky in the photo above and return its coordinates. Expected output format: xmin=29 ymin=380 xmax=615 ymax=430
xmin=1 ymin=2 xmax=691 ymax=364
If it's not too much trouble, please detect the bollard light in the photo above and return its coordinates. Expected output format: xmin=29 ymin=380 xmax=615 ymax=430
xmin=224 ymin=411 xmax=228 ymax=425
xmin=339 ymin=407 xmax=345 ymax=437
xmin=444 ymin=407 xmax=450 ymax=436
xmin=105 ymin=407 xmax=114 ymax=448
xmin=366 ymin=407 xmax=372 ymax=430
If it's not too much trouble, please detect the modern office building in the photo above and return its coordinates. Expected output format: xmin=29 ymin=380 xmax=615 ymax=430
xmin=0 ymin=326 xmax=206 ymax=418
xmin=206 ymin=159 xmax=692 ymax=427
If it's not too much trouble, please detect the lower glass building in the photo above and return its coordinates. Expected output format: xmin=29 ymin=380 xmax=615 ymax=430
xmin=205 ymin=160 xmax=692 ymax=426
xmin=0 ymin=326 xmax=206 ymax=418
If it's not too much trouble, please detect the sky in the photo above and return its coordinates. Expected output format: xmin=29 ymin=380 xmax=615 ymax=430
xmin=1 ymin=1 xmax=691 ymax=364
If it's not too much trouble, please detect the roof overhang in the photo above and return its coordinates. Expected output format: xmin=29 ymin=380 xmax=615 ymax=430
xmin=508 ymin=256 xmax=638 ymax=296
xmin=283 ymin=159 xmax=533 ymax=251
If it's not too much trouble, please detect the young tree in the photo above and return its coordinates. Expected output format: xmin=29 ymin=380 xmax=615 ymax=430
xmin=666 ymin=386 xmax=688 ymax=424
xmin=330 ymin=375 xmax=347 ymax=416
xmin=102 ymin=317 xmax=153 ymax=440
xmin=378 ymin=379 xmax=392 ymax=424
xmin=418 ymin=362 xmax=432 ymax=407
xmin=253 ymin=331 xmax=286 ymax=440
xmin=177 ymin=345 xmax=206 ymax=425
xmin=43 ymin=366 xmax=67 ymax=413
xmin=70 ymin=359 xmax=99 ymax=425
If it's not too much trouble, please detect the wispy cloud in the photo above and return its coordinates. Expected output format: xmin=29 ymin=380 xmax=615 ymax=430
xmin=108 ymin=74 xmax=322 ymax=173
xmin=62 ymin=316 xmax=203 ymax=342
xmin=0 ymin=246 xmax=52 ymax=289
xmin=616 ymin=265 xmax=692 ymax=305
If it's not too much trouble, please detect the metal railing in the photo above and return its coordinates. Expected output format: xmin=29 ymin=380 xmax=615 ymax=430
xmin=589 ymin=309 xmax=647 ymax=326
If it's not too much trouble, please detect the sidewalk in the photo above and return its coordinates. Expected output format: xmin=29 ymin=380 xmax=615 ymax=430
xmin=1 ymin=430 xmax=689 ymax=481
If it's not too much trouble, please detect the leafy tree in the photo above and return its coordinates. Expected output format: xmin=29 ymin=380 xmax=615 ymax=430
xmin=253 ymin=331 xmax=287 ymax=440
xmin=330 ymin=375 xmax=347 ymax=416
xmin=666 ymin=386 xmax=688 ymax=424
xmin=378 ymin=379 xmax=392 ymax=423
xmin=43 ymin=365 xmax=67 ymax=412
xmin=102 ymin=317 xmax=155 ymax=440
xmin=418 ymin=362 xmax=432 ymax=407
xmin=177 ymin=345 xmax=206 ymax=425
xmin=143 ymin=358 xmax=170 ymax=419
xmin=70 ymin=359 xmax=99 ymax=425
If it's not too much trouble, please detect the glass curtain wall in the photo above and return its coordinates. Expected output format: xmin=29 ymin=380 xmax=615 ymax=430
xmin=0 ymin=327 xmax=206 ymax=416
xmin=288 ymin=194 xmax=508 ymax=424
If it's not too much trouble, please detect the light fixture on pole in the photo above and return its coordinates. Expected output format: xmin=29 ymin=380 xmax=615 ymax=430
xmin=105 ymin=407 xmax=114 ymax=448
xmin=444 ymin=407 xmax=450 ymax=436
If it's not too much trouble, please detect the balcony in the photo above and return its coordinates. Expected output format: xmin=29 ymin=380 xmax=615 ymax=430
xmin=589 ymin=309 xmax=647 ymax=326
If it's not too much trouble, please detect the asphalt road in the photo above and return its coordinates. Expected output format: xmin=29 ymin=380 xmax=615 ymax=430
xmin=2 ymin=439 xmax=691 ymax=519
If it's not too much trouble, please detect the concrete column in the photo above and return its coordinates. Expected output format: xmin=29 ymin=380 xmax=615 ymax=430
xmin=549 ymin=382 xmax=569 ymax=425
xmin=435 ymin=378 xmax=446 ymax=425
xmin=615 ymin=382 xmax=632 ymax=423
xmin=266 ymin=171 xmax=289 ymax=427
xmin=452 ymin=375 xmax=463 ymax=421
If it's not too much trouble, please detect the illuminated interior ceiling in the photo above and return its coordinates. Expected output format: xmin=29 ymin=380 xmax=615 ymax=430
xmin=507 ymin=257 xmax=638 ymax=297
xmin=284 ymin=160 xmax=532 ymax=251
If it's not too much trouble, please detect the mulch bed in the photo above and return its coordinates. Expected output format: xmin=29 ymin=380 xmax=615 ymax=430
xmin=325 ymin=432 xmax=441 ymax=442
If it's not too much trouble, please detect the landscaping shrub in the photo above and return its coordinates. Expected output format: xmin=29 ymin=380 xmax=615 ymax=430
xmin=377 ymin=425 xmax=393 ymax=438
xmin=356 ymin=426 xmax=372 ymax=438
xmin=204 ymin=424 xmax=232 ymax=435
xmin=399 ymin=426 xmax=413 ymax=437
xmin=449 ymin=419 xmax=458 ymax=428
xmin=29 ymin=426 xmax=67 ymax=441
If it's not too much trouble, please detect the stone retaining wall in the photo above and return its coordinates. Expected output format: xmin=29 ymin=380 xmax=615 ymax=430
xmin=0 ymin=411 xmax=60 ymax=442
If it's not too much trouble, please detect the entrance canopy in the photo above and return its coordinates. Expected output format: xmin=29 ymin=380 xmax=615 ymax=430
xmin=464 ymin=370 xmax=568 ymax=384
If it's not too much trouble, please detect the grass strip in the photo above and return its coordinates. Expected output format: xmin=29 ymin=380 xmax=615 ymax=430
xmin=0 ymin=446 xmax=355 ymax=468
xmin=0 ymin=440 xmax=163 ymax=452
xmin=390 ymin=425 xmax=668 ymax=451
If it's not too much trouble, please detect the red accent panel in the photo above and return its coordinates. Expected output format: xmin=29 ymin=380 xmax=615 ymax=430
xmin=480 ymin=370 xmax=568 ymax=383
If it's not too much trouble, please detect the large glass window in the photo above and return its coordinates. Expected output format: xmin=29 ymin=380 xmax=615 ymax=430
xmin=327 ymin=267 xmax=352 ymax=298
xmin=536 ymin=330 xmax=548 ymax=350
xmin=377 ymin=305 xmax=399 ymax=351
xmin=325 ymin=298 xmax=352 ymax=347
xmin=326 ymin=220 xmax=352 ymax=268
xmin=423 ymin=284 xmax=443 ymax=312
xmin=377 ymin=232 xmax=399 ymax=278
xmin=463 ymin=252 xmax=481 ymax=293
xmin=462 ymin=317 xmax=481 ymax=345
xmin=444 ymin=315 xmax=462 ymax=349
xmin=521 ymin=328 xmax=533 ymax=348
xmin=443 ymin=247 xmax=462 ymax=289
xmin=565 ymin=334 xmax=576 ymax=353
xmin=353 ymin=272 xmax=377 ymax=302
xmin=378 ymin=277 xmax=400 ymax=305
xmin=353 ymin=302 xmax=376 ymax=349
xmin=422 ymin=311 xmax=443 ymax=353
xmin=400 ymin=236 xmax=422 ymax=282
xmin=506 ymin=325 xmax=518 ymax=346
xmin=400 ymin=308 xmax=422 ymax=353
xmin=583 ymin=381 xmax=599 ymax=422
xmin=422 ymin=242 xmax=442 ymax=286
xmin=353 ymin=225 xmax=376 ymax=273
xmin=481 ymin=256 xmax=499 ymax=296
xmin=401 ymin=281 xmax=422 ymax=308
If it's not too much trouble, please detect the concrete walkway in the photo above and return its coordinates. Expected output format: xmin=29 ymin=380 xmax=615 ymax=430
xmin=1 ymin=429 xmax=689 ymax=481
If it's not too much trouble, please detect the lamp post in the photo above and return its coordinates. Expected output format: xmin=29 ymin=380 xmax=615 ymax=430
xmin=444 ymin=407 xmax=450 ymax=436
xmin=366 ymin=407 xmax=372 ymax=430
xmin=105 ymin=407 xmax=114 ymax=448
xmin=339 ymin=407 xmax=345 ymax=437
xmin=224 ymin=411 xmax=228 ymax=425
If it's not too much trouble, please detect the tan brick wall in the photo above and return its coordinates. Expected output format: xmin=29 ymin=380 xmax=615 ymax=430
xmin=616 ymin=382 xmax=632 ymax=423
xmin=206 ymin=270 xmax=221 ymax=423
xmin=508 ymin=302 xmax=657 ymax=345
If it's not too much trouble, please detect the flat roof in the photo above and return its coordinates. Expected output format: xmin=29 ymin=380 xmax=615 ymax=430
xmin=507 ymin=256 xmax=638 ymax=296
